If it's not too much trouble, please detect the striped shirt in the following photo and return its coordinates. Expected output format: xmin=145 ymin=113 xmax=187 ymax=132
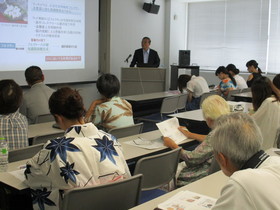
xmin=0 ymin=110 xmax=28 ymax=150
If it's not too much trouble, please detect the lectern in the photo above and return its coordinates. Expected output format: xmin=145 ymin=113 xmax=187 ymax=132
xmin=121 ymin=67 xmax=166 ymax=96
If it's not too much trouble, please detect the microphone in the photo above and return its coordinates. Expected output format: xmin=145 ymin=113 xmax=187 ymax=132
xmin=124 ymin=54 xmax=132 ymax=63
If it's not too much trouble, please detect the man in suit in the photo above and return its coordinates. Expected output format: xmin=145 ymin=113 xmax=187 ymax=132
xmin=20 ymin=66 xmax=55 ymax=124
xmin=130 ymin=37 xmax=160 ymax=68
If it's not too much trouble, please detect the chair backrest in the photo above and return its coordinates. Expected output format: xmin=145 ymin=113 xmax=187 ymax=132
xmin=275 ymin=127 xmax=280 ymax=149
xmin=177 ymin=93 xmax=188 ymax=111
xmin=108 ymin=123 xmax=143 ymax=139
xmin=200 ymin=92 xmax=218 ymax=108
xmin=240 ymin=87 xmax=251 ymax=93
xmin=61 ymin=174 xmax=143 ymax=210
xmin=32 ymin=132 xmax=65 ymax=145
xmin=226 ymin=89 xmax=241 ymax=101
xmin=35 ymin=114 xmax=54 ymax=124
xmin=9 ymin=144 xmax=44 ymax=162
xmin=160 ymin=95 xmax=179 ymax=116
xmin=134 ymin=147 xmax=181 ymax=191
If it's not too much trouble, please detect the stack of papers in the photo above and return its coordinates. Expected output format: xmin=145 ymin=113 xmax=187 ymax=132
xmin=157 ymin=190 xmax=217 ymax=210
xmin=156 ymin=117 xmax=187 ymax=144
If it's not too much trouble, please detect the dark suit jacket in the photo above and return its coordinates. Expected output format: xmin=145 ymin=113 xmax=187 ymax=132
xmin=130 ymin=48 xmax=160 ymax=67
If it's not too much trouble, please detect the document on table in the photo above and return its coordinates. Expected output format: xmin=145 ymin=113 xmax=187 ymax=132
xmin=157 ymin=190 xmax=217 ymax=210
xmin=125 ymin=137 xmax=164 ymax=150
xmin=156 ymin=117 xmax=187 ymax=144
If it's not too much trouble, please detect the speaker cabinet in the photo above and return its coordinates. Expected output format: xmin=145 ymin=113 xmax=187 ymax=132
xmin=143 ymin=3 xmax=160 ymax=14
xmin=178 ymin=50 xmax=190 ymax=66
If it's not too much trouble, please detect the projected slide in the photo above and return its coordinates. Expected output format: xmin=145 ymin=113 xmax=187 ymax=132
xmin=0 ymin=0 xmax=85 ymax=71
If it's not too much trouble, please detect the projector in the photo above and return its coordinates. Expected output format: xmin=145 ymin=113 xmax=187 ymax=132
xmin=143 ymin=3 xmax=160 ymax=14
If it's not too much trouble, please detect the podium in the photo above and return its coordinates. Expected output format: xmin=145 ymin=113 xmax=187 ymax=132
xmin=170 ymin=65 xmax=200 ymax=90
xmin=121 ymin=67 xmax=166 ymax=96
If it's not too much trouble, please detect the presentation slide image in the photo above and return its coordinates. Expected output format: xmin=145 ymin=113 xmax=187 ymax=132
xmin=0 ymin=0 xmax=85 ymax=71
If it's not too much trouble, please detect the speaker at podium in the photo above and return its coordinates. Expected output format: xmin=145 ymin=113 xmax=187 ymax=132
xmin=178 ymin=50 xmax=190 ymax=66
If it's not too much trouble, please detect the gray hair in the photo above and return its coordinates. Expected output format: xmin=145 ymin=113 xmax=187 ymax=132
xmin=201 ymin=95 xmax=230 ymax=120
xmin=211 ymin=112 xmax=263 ymax=169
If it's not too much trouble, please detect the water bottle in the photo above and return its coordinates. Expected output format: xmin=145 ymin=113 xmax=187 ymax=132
xmin=0 ymin=137 xmax=8 ymax=172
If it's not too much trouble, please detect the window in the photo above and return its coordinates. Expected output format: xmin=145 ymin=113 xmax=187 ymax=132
xmin=187 ymin=0 xmax=280 ymax=74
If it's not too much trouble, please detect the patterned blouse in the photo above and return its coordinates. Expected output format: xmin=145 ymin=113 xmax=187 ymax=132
xmin=92 ymin=96 xmax=134 ymax=132
xmin=0 ymin=110 xmax=28 ymax=150
xmin=25 ymin=123 xmax=131 ymax=210
xmin=218 ymin=78 xmax=237 ymax=97
xmin=177 ymin=134 xmax=214 ymax=187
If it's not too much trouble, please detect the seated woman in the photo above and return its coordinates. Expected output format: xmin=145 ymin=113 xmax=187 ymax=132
xmin=163 ymin=95 xmax=230 ymax=187
xmin=177 ymin=74 xmax=209 ymax=110
xmin=251 ymin=77 xmax=280 ymax=149
xmin=85 ymin=73 xmax=134 ymax=132
xmin=25 ymin=87 xmax=131 ymax=210
xmin=0 ymin=80 xmax=28 ymax=150
xmin=226 ymin=64 xmax=248 ymax=89
xmin=215 ymin=66 xmax=237 ymax=97
xmin=246 ymin=60 xmax=262 ymax=87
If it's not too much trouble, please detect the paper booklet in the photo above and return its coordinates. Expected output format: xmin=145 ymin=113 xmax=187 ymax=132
xmin=156 ymin=117 xmax=187 ymax=144
xmin=156 ymin=190 xmax=217 ymax=210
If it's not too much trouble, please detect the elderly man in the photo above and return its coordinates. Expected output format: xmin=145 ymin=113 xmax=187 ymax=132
xmin=211 ymin=112 xmax=280 ymax=209
xmin=130 ymin=37 xmax=160 ymax=68
xmin=20 ymin=66 xmax=54 ymax=124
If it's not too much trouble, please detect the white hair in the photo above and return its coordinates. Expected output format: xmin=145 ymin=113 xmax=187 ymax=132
xmin=201 ymin=95 xmax=230 ymax=120
xmin=211 ymin=112 xmax=263 ymax=169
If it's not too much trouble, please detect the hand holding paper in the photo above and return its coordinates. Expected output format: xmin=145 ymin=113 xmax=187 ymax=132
xmin=156 ymin=118 xmax=187 ymax=144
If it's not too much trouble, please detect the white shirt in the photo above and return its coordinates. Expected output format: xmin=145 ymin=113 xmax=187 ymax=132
xmin=234 ymin=74 xmax=248 ymax=89
xmin=187 ymin=75 xmax=209 ymax=98
xmin=213 ymin=156 xmax=280 ymax=210
xmin=252 ymin=96 xmax=280 ymax=150
xmin=143 ymin=48 xmax=150 ymax=63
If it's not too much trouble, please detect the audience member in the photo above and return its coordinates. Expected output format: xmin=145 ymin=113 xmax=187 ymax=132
xmin=163 ymin=95 xmax=230 ymax=187
xmin=211 ymin=112 xmax=280 ymax=210
xmin=130 ymin=37 xmax=160 ymax=67
xmin=20 ymin=66 xmax=55 ymax=124
xmin=246 ymin=59 xmax=262 ymax=87
xmin=215 ymin=66 xmax=237 ymax=98
xmin=85 ymin=73 xmax=134 ymax=132
xmin=177 ymin=74 xmax=209 ymax=110
xmin=226 ymin=64 xmax=248 ymax=89
xmin=273 ymin=74 xmax=280 ymax=90
xmin=25 ymin=87 xmax=130 ymax=210
xmin=0 ymin=80 xmax=28 ymax=150
xmin=251 ymin=76 xmax=280 ymax=149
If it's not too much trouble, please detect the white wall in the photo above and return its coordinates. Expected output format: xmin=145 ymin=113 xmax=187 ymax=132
xmin=110 ymin=0 xmax=166 ymax=79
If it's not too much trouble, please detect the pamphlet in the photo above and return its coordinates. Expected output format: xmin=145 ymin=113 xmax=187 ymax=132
xmin=157 ymin=190 xmax=217 ymax=210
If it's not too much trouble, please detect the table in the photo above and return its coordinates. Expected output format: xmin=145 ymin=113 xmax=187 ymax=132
xmin=131 ymin=147 xmax=280 ymax=210
xmin=130 ymin=171 xmax=228 ymax=210
xmin=123 ymin=91 xmax=180 ymax=117
xmin=28 ymin=121 xmax=63 ymax=139
xmin=0 ymin=130 xmax=195 ymax=191
xmin=123 ymin=91 xmax=180 ymax=102
xmin=232 ymin=92 xmax=252 ymax=102
xmin=169 ymin=109 xmax=204 ymax=121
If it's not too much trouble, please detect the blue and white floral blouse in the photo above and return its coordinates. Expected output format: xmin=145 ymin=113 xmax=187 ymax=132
xmin=25 ymin=123 xmax=131 ymax=210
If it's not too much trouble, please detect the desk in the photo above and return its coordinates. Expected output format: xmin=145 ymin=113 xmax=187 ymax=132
xmin=232 ymin=92 xmax=252 ymax=102
xmin=28 ymin=121 xmax=63 ymax=139
xmin=0 ymin=130 xmax=195 ymax=191
xmin=130 ymin=171 xmax=228 ymax=210
xmin=123 ymin=91 xmax=180 ymax=117
xmin=169 ymin=109 xmax=204 ymax=121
